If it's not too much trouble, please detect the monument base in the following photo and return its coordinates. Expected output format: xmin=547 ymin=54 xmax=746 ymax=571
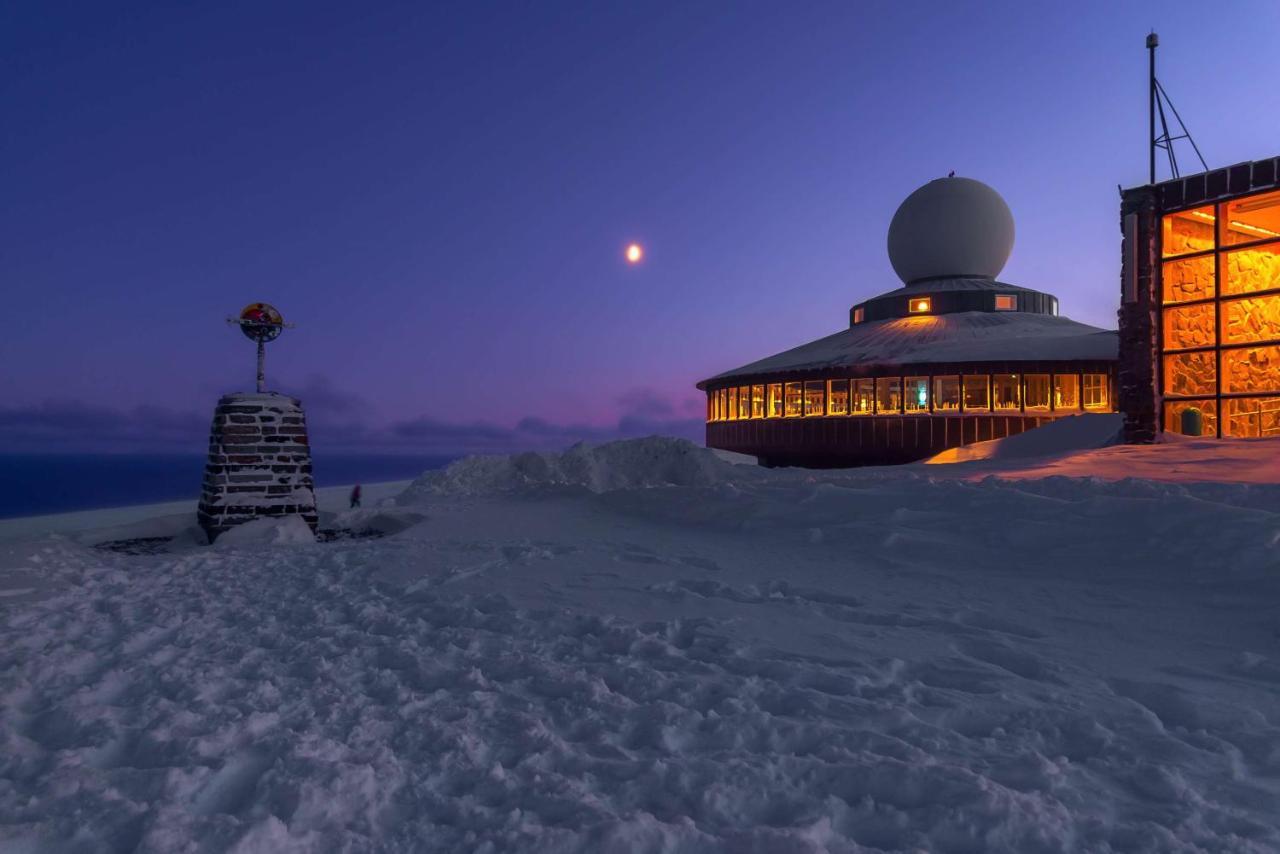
xmin=197 ymin=392 xmax=318 ymax=542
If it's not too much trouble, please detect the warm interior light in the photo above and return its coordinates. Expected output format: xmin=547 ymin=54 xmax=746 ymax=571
xmin=909 ymin=298 xmax=932 ymax=314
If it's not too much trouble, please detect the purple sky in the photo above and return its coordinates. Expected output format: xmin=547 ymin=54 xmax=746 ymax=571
xmin=3 ymin=1 xmax=1279 ymax=454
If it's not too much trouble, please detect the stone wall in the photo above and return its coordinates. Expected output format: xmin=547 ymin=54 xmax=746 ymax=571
xmin=1118 ymin=186 xmax=1160 ymax=443
xmin=197 ymin=392 xmax=318 ymax=542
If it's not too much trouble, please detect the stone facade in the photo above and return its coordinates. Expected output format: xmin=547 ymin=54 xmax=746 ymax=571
xmin=1118 ymin=186 xmax=1160 ymax=443
xmin=197 ymin=392 xmax=318 ymax=542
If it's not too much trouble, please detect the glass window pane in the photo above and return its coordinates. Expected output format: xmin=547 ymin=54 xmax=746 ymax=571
xmin=1221 ymin=295 xmax=1280 ymax=345
xmin=876 ymin=377 xmax=901 ymax=414
xmin=1165 ymin=399 xmax=1217 ymax=436
xmin=933 ymin=376 xmax=960 ymax=411
xmin=1221 ymin=190 xmax=1280 ymax=247
xmin=1223 ymin=396 xmax=1280 ymax=437
xmin=826 ymin=380 xmax=849 ymax=415
xmin=904 ymin=376 xmax=929 ymax=412
xmin=767 ymin=384 xmax=783 ymax=418
xmin=727 ymin=387 xmax=739 ymax=420
xmin=1163 ymin=352 xmax=1216 ymax=396
xmin=994 ymin=294 xmax=1017 ymax=311
xmin=1162 ymin=255 xmax=1215 ymax=304
xmin=1161 ymin=206 xmax=1215 ymax=257
xmin=1223 ymin=346 xmax=1280 ymax=394
xmin=804 ymin=381 xmax=825 ymax=416
xmin=1083 ymin=374 xmax=1109 ymax=409
xmin=992 ymin=374 xmax=1020 ymax=410
xmin=784 ymin=382 xmax=803 ymax=417
xmin=1222 ymin=243 xmax=1280 ymax=297
xmin=1054 ymin=374 xmax=1079 ymax=410
xmin=751 ymin=385 xmax=765 ymax=419
xmin=1025 ymin=374 xmax=1051 ymax=410
xmin=852 ymin=379 xmax=875 ymax=414
xmin=734 ymin=386 xmax=747 ymax=419
xmin=963 ymin=375 xmax=989 ymax=410
xmin=1163 ymin=302 xmax=1216 ymax=351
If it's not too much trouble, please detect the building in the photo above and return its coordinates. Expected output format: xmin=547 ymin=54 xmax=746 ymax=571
xmin=1119 ymin=157 xmax=1280 ymax=441
xmin=697 ymin=177 xmax=1119 ymax=468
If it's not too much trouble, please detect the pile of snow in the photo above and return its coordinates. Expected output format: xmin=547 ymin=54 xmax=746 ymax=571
xmin=925 ymin=413 xmax=1121 ymax=465
xmin=397 ymin=436 xmax=744 ymax=501
xmin=214 ymin=515 xmax=317 ymax=546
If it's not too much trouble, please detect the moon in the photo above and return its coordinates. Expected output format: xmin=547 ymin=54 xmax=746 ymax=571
xmin=625 ymin=243 xmax=644 ymax=264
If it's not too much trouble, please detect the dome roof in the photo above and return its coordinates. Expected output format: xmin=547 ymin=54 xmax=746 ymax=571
xmin=887 ymin=177 xmax=1014 ymax=284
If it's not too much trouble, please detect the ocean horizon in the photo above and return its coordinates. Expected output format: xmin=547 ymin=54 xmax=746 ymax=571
xmin=0 ymin=453 xmax=457 ymax=520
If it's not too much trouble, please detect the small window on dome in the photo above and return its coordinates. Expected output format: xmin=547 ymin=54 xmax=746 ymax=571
xmin=853 ymin=307 xmax=865 ymax=324
xmin=994 ymin=294 xmax=1017 ymax=311
xmin=908 ymin=297 xmax=932 ymax=314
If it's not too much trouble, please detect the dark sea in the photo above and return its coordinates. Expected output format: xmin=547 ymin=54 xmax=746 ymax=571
xmin=0 ymin=454 xmax=457 ymax=520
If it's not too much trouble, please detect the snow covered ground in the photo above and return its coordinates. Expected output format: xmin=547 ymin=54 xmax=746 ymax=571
xmin=3 ymin=433 xmax=1280 ymax=852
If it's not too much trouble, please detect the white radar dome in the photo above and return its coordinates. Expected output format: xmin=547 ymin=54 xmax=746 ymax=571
xmin=887 ymin=176 xmax=1015 ymax=284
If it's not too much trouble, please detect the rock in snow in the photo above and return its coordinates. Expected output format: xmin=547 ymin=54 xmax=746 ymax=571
xmin=2 ymin=435 xmax=1280 ymax=852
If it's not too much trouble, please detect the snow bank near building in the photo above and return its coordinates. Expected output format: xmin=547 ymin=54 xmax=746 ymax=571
xmin=214 ymin=515 xmax=317 ymax=546
xmin=925 ymin=413 xmax=1121 ymax=465
xmin=397 ymin=436 xmax=744 ymax=501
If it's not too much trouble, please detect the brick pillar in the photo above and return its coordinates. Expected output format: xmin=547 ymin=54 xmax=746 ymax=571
xmin=197 ymin=392 xmax=319 ymax=542
xmin=1118 ymin=186 xmax=1160 ymax=443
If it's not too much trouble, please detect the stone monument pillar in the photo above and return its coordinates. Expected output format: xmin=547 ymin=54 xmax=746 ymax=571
xmin=197 ymin=392 xmax=318 ymax=541
xmin=197 ymin=303 xmax=318 ymax=542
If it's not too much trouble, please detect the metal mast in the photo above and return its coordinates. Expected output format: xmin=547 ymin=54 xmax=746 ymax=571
xmin=1147 ymin=32 xmax=1208 ymax=184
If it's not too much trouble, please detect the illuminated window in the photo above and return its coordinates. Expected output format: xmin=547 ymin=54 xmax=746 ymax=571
xmin=733 ymin=386 xmax=746 ymax=420
xmin=994 ymin=294 xmax=1017 ymax=311
xmin=1220 ymin=189 xmax=1280 ymax=247
xmin=1083 ymin=374 xmax=1109 ymax=410
xmin=933 ymin=376 xmax=960 ymax=411
xmin=1162 ymin=255 xmax=1215 ymax=304
xmin=826 ymin=380 xmax=849 ymax=415
xmin=727 ymin=387 xmax=738 ymax=421
xmin=803 ymin=381 xmax=825 ymax=416
xmin=1165 ymin=399 xmax=1217 ymax=436
xmin=1223 ymin=345 xmax=1280 ymax=394
xmin=1164 ymin=352 xmax=1216 ymax=397
xmin=718 ymin=389 xmax=728 ymax=421
xmin=875 ymin=377 xmax=901 ymax=413
xmin=904 ymin=376 xmax=929 ymax=412
xmin=784 ymin=382 xmax=803 ymax=417
xmin=1054 ymin=374 xmax=1079 ymax=410
xmin=962 ymin=375 xmax=989 ymax=410
xmin=908 ymin=297 xmax=932 ymax=314
xmin=1162 ymin=302 xmax=1215 ymax=351
xmin=767 ymin=383 xmax=783 ymax=418
xmin=853 ymin=307 xmax=865 ymax=324
xmin=1024 ymin=374 xmax=1051 ymax=411
xmin=1222 ymin=295 xmax=1280 ymax=345
xmin=707 ymin=393 xmax=715 ymax=422
xmin=750 ymin=385 xmax=765 ymax=419
xmin=852 ymin=379 xmax=875 ymax=414
xmin=1223 ymin=396 xmax=1280 ymax=437
xmin=1161 ymin=206 xmax=1215 ymax=257
xmin=992 ymin=374 xmax=1020 ymax=410
xmin=1221 ymin=243 xmax=1280 ymax=297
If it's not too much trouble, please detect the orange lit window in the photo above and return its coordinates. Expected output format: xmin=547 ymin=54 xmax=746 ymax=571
xmin=963 ymin=375 xmax=989 ymax=410
xmin=1221 ymin=243 xmax=1280 ymax=297
xmin=876 ymin=377 xmax=901 ymax=413
xmin=908 ymin=297 xmax=932 ymax=314
xmin=783 ymin=383 xmax=803 ymax=417
xmin=851 ymin=379 xmax=874 ymax=414
xmin=1161 ymin=255 xmax=1215 ymax=304
xmin=1221 ymin=295 xmax=1280 ymax=345
xmin=750 ymin=385 xmax=765 ymax=419
xmin=933 ymin=376 xmax=960 ymax=410
xmin=1222 ymin=346 xmax=1280 ymax=395
xmin=992 ymin=374 xmax=1020 ymax=410
xmin=1165 ymin=399 xmax=1216 ymax=436
xmin=1163 ymin=352 xmax=1215 ymax=397
xmin=904 ymin=377 xmax=929 ymax=412
xmin=767 ymin=383 xmax=783 ymax=418
xmin=826 ymin=380 xmax=849 ymax=415
xmin=994 ymin=294 xmax=1017 ymax=311
xmin=803 ymin=381 xmax=825 ymax=416
xmin=1223 ymin=397 xmax=1280 ymax=437
xmin=1054 ymin=374 xmax=1079 ymax=410
xmin=726 ymin=387 xmax=738 ymax=421
xmin=1162 ymin=206 xmax=1215 ymax=257
xmin=1221 ymin=189 xmax=1280 ymax=247
xmin=1083 ymin=374 xmax=1109 ymax=410
xmin=1024 ymin=374 xmax=1051 ymax=411
xmin=736 ymin=386 xmax=751 ymax=419
xmin=1162 ymin=302 xmax=1215 ymax=351
xmin=853 ymin=307 xmax=865 ymax=324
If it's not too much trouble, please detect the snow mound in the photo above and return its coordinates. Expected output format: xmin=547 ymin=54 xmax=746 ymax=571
xmin=214 ymin=515 xmax=317 ymax=546
xmin=924 ymin=413 xmax=1121 ymax=465
xmin=397 ymin=437 xmax=741 ymax=501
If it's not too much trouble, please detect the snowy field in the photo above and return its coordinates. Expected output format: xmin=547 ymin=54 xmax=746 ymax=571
xmin=3 ymin=420 xmax=1280 ymax=852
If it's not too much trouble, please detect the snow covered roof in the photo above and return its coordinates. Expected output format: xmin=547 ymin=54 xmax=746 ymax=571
xmin=700 ymin=311 xmax=1118 ymax=386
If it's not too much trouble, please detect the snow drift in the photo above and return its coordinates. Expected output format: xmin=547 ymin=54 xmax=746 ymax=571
xmin=396 ymin=436 xmax=744 ymax=501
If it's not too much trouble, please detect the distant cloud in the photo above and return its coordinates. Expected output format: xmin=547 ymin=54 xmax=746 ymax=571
xmin=0 ymin=387 xmax=705 ymax=455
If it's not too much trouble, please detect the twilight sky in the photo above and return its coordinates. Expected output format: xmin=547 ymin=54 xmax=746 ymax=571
xmin=3 ymin=0 xmax=1279 ymax=453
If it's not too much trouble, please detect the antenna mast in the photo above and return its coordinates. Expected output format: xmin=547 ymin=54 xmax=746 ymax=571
xmin=1147 ymin=32 xmax=1208 ymax=184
